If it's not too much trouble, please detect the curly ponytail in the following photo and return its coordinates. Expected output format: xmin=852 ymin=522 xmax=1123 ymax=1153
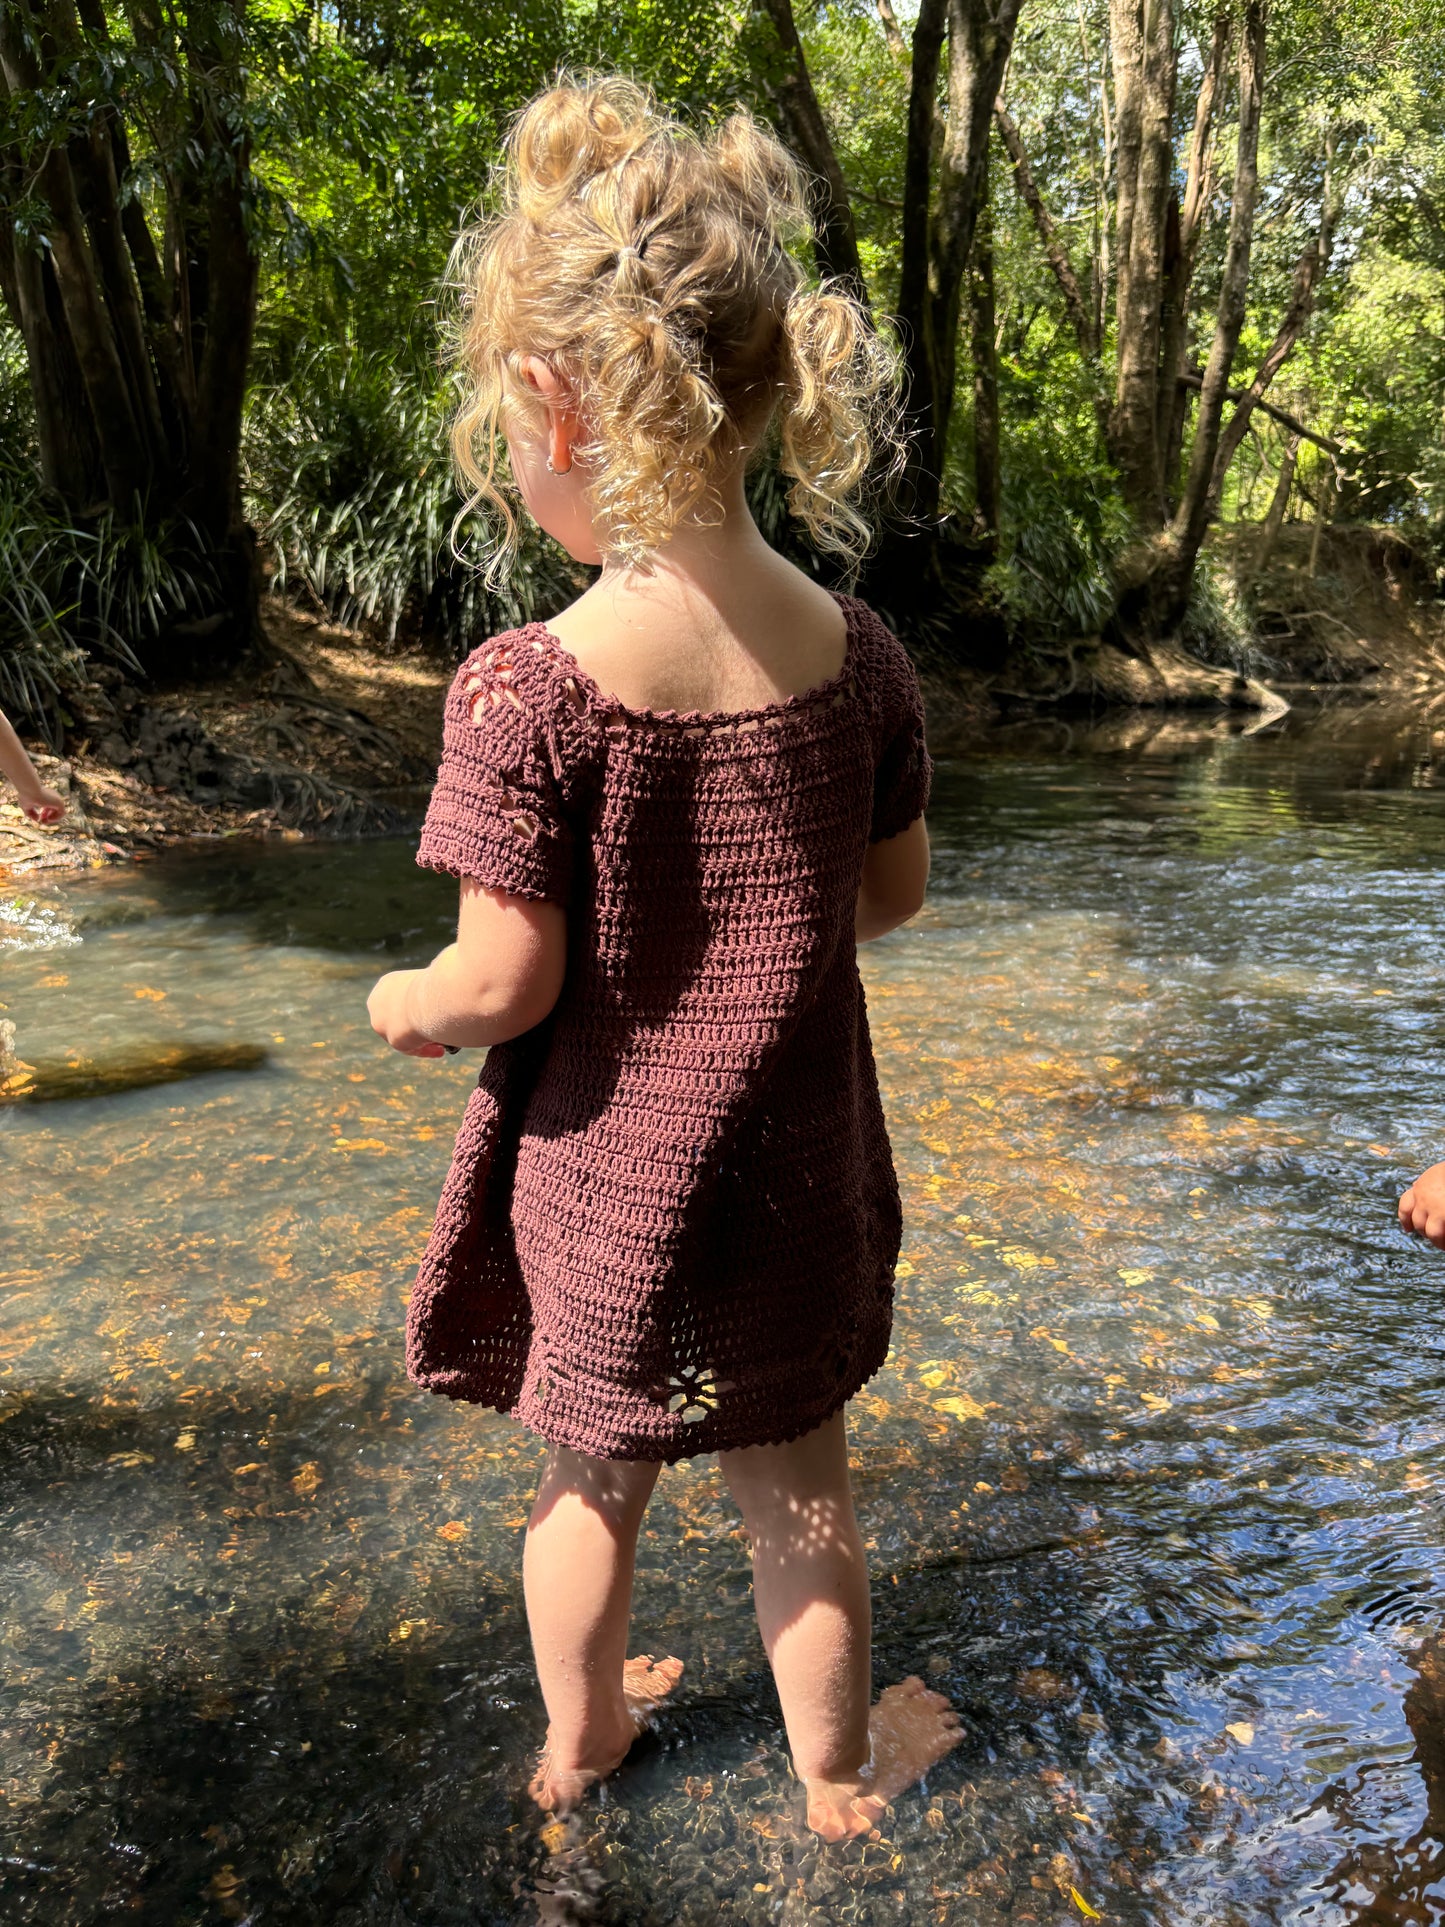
xmin=448 ymin=73 xmax=902 ymax=577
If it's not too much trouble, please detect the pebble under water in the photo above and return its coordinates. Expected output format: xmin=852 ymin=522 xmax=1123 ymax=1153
xmin=2 ymin=702 xmax=1445 ymax=1925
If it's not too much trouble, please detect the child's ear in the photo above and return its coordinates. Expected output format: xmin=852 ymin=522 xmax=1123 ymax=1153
xmin=519 ymin=354 xmax=563 ymax=401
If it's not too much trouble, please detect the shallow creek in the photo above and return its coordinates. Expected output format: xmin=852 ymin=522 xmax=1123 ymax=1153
xmin=3 ymin=703 xmax=1444 ymax=1925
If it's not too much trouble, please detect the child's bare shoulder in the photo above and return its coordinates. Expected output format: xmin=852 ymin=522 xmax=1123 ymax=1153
xmin=544 ymin=556 xmax=849 ymax=715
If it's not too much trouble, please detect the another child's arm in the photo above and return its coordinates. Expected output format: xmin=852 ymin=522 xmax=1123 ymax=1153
xmin=856 ymin=816 xmax=929 ymax=942
xmin=1399 ymin=1163 xmax=1445 ymax=1250
xmin=368 ymin=878 xmax=567 ymax=1058
xmin=0 ymin=709 xmax=65 ymax=824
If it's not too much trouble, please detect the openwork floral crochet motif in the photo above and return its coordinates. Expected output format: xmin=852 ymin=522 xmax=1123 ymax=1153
xmin=652 ymin=1362 xmax=737 ymax=1424
xmin=407 ymin=593 xmax=932 ymax=1462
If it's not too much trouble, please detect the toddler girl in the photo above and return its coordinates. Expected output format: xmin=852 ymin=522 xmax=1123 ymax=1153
xmin=367 ymin=75 xmax=958 ymax=1840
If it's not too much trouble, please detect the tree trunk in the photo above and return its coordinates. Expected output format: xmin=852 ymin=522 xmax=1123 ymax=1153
xmin=760 ymin=0 xmax=869 ymax=303
xmin=970 ymin=146 xmax=1001 ymax=553
xmin=0 ymin=157 xmax=103 ymax=503
xmin=1107 ymin=0 xmax=1177 ymax=526
xmin=895 ymin=0 xmax=950 ymax=524
xmin=1166 ymin=0 xmax=1266 ymax=583
xmin=1244 ymin=432 xmax=1298 ymax=580
xmin=1309 ymin=462 xmax=1333 ymax=577
xmin=1 ymin=0 xmax=261 ymax=676
xmin=1206 ymin=127 xmax=1343 ymax=514
xmin=926 ymin=0 xmax=1026 ymax=490
xmin=1158 ymin=8 xmax=1230 ymax=496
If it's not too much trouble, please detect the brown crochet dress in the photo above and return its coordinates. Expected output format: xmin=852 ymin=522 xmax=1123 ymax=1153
xmin=409 ymin=591 xmax=931 ymax=1462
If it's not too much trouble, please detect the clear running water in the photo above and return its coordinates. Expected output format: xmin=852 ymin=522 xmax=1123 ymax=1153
xmin=3 ymin=702 xmax=1444 ymax=1925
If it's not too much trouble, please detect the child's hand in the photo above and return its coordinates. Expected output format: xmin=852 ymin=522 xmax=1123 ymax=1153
xmin=367 ymin=970 xmax=447 ymax=1059
xmin=19 ymin=784 xmax=66 ymax=825
xmin=1399 ymin=1162 xmax=1445 ymax=1250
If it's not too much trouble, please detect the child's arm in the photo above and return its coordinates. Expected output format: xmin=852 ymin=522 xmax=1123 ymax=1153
xmin=1400 ymin=1163 xmax=1445 ymax=1250
xmin=856 ymin=817 xmax=929 ymax=942
xmin=368 ymin=878 xmax=567 ymax=1057
xmin=0 ymin=709 xmax=66 ymax=824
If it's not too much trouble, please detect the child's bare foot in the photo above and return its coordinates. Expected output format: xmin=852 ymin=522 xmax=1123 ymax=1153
xmin=528 ymin=1654 xmax=684 ymax=1814
xmin=803 ymin=1677 xmax=963 ymax=1842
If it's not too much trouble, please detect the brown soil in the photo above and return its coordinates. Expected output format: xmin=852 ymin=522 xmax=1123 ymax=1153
xmin=1213 ymin=521 xmax=1445 ymax=690
xmin=0 ymin=599 xmax=451 ymax=880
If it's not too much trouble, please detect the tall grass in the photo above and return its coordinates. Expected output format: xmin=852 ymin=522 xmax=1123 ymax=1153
xmin=243 ymin=343 xmax=579 ymax=652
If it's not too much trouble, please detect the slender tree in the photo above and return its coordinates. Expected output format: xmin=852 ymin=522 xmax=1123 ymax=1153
xmin=898 ymin=0 xmax=1025 ymax=525
xmin=969 ymin=145 xmax=1001 ymax=553
xmin=759 ymin=0 xmax=868 ymax=303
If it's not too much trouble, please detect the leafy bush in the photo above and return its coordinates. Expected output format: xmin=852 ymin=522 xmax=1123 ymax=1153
xmin=243 ymin=342 xmax=580 ymax=652
xmin=1 ymin=332 xmax=230 ymax=743
xmin=984 ymin=473 xmax=1133 ymax=640
xmin=1178 ymin=560 xmax=1265 ymax=676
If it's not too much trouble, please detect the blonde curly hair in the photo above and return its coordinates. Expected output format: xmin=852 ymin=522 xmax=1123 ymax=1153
xmin=448 ymin=73 xmax=902 ymax=579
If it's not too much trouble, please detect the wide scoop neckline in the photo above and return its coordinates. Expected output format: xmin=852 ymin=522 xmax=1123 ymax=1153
xmin=526 ymin=589 xmax=860 ymax=729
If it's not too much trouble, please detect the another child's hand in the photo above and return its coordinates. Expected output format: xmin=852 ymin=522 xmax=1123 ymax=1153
xmin=1399 ymin=1162 xmax=1445 ymax=1250
xmin=367 ymin=970 xmax=447 ymax=1059
xmin=19 ymin=784 xmax=66 ymax=825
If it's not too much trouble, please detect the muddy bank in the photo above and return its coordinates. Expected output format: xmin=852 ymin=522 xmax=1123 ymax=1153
xmin=1 ymin=600 xmax=449 ymax=879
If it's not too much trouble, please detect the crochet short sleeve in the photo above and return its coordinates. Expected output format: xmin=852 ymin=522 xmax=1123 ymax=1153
xmin=416 ymin=639 xmax=574 ymax=904
xmin=869 ymin=629 xmax=932 ymax=843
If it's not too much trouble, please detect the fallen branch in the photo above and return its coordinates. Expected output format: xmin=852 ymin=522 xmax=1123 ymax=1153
xmin=1176 ymin=373 xmax=1339 ymax=455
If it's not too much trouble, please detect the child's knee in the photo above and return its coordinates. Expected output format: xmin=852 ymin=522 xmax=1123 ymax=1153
xmin=535 ymin=1447 xmax=659 ymax=1531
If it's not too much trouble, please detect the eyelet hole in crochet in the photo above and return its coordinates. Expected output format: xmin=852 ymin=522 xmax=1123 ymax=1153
xmin=508 ymin=809 xmax=540 ymax=843
xmin=653 ymin=1361 xmax=734 ymax=1424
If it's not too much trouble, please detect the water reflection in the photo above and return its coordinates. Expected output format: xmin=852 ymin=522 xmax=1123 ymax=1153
xmin=3 ymin=703 xmax=1444 ymax=1923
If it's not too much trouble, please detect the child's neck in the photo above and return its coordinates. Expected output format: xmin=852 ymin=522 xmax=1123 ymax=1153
xmin=596 ymin=464 xmax=773 ymax=612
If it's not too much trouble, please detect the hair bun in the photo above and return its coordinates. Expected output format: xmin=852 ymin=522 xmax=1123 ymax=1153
xmin=450 ymin=74 xmax=902 ymax=578
xmin=510 ymin=77 xmax=655 ymax=214
xmin=710 ymin=112 xmax=808 ymax=229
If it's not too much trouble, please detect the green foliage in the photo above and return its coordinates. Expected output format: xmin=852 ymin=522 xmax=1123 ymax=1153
xmin=0 ymin=334 xmax=234 ymax=741
xmin=984 ymin=473 xmax=1132 ymax=639
xmin=4 ymin=0 xmax=1445 ymax=710
xmin=1178 ymin=561 xmax=1262 ymax=675
xmin=243 ymin=342 xmax=579 ymax=651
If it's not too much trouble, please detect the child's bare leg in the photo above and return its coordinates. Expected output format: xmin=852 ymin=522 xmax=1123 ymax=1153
xmin=719 ymin=1411 xmax=962 ymax=1841
xmin=523 ymin=1445 xmax=682 ymax=1813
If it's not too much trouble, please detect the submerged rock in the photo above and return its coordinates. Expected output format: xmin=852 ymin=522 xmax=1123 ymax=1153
xmin=0 ymin=1039 xmax=268 ymax=1103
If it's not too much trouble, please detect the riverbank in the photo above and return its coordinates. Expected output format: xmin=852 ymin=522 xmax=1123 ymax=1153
xmin=4 ymin=530 xmax=1443 ymax=882
xmin=0 ymin=599 xmax=451 ymax=879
